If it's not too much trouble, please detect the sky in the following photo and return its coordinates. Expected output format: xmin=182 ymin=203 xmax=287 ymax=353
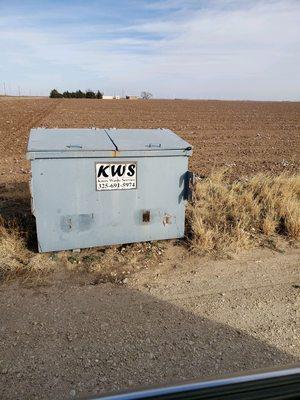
xmin=0 ymin=0 xmax=299 ymax=100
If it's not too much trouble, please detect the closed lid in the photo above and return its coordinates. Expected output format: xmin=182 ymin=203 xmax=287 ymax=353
xmin=27 ymin=128 xmax=192 ymax=154
xmin=106 ymin=128 xmax=191 ymax=151
xmin=27 ymin=128 xmax=115 ymax=152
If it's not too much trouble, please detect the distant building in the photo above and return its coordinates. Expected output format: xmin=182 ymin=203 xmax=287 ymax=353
xmin=126 ymin=95 xmax=139 ymax=100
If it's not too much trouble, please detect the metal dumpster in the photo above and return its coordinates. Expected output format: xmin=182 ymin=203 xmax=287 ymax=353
xmin=26 ymin=128 xmax=193 ymax=252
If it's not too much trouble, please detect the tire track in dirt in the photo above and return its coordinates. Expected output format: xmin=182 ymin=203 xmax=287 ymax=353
xmin=0 ymin=99 xmax=62 ymax=157
xmin=29 ymin=99 xmax=63 ymax=128
xmin=0 ymin=99 xmax=64 ymax=184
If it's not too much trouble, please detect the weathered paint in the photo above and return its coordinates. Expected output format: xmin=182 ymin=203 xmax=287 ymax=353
xmin=27 ymin=128 xmax=192 ymax=252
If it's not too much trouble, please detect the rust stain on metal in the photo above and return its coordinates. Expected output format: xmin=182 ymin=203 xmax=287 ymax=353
xmin=111 ymin=150 xmax=119 ymax=157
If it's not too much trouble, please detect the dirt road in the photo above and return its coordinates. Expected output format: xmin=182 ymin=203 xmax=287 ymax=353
xmin=0 ymin=245 xmax=299 ymax=399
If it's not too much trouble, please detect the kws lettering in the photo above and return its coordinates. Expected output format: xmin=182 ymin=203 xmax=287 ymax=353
xmin=95 ymin=162 xmax=137 ymax=191
xmin=97 ymin=163 xmax=136 ymax=178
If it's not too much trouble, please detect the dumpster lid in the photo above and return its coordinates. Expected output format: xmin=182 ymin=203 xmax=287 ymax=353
xmin=27 ymin=128 xmax=192 ymax=158
xmin=27 ymin=128 xmax=115 ymax=152
xmin=105 ymin=128 xmax=191 ymax=151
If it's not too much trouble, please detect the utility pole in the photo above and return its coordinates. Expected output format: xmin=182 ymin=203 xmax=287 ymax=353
xmin=18 ymin=86 xmax=21 ymax=96
xmin=3 ymin=82 xmax=6 ymax=96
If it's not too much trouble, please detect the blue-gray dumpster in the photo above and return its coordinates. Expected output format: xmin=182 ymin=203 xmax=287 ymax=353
xmin=26 ymin=128 xmax=192 ymax=252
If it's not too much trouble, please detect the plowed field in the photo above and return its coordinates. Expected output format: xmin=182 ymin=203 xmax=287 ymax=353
xmin=0 ymin=97 xmax=299 ymax=185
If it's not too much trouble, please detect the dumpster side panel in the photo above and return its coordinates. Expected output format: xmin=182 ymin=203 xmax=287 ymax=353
xmin=31 ymin=156 xmax=189 ymax=252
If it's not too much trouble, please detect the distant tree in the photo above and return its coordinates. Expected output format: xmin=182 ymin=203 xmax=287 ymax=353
xmin=76 ymin=90 xmax=85 ymax=98
xmin=49 ymin=89 xmax=63 ymax=98
xmin=141 ymin=91 xmax=153 ymax=100
xmin=50 ymin=88 xmax=103 ymax=99
xmin=96 ymin=90 xmax=103 ymax=99
xmin=85 ymin=90 xmax=96 ymax=99
xmin=62 ymin=91 xmax=72 ymax=98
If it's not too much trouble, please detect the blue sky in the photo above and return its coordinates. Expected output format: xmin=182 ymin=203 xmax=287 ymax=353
xmin=0 ymin=0 xmax=299 ymax=100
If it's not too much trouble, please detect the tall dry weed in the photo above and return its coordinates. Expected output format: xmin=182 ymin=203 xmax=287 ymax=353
xmin=0 ymin=218 xmax=53 ymax=282
xmin=188 ymin=170 xmax=300 ymax=254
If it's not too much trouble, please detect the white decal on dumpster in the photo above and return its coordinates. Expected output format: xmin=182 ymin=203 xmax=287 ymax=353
xmin=95 ymin=162 xmax=137 ymax=191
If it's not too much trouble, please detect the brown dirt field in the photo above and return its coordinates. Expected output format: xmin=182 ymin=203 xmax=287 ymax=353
xmin=0 ymin=98 xmax=299 ymax=186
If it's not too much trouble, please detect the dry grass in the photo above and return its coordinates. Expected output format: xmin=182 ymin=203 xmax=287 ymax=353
xmin=0 ymin=218 xmax=53 ymax=283
xmin=188 ymin=170 xmax=300 ymax=255
xmin=0 ymin=223 xmax=28 ymax=280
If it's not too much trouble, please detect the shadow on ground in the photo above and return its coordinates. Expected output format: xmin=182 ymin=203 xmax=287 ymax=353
xmin=0 ymin=282 xmax=298 ymax=400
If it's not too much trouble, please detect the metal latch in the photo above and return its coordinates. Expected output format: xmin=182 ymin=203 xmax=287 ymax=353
xmin=184 ymin=171 xmax=195 ymax=201
xmin=142 ymin=210 xmax=151 ymax=223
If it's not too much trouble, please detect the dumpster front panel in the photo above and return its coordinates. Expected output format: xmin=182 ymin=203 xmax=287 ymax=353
xmin=31 ymin=155 xmax=189 ymax=252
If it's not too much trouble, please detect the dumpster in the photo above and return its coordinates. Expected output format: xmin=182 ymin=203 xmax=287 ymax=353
xmin=26 ymin=128 xmax=193 ymax=252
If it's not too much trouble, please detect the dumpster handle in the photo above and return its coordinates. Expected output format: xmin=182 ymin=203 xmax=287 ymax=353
xmin=66 ymin=145 xmax=83 ymax=149
xmin=145 ymin=143 xmax=162 ymax=148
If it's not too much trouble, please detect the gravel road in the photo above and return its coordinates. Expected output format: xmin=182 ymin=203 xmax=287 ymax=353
xmin=0 ymin=245 xmax=299 ymax=399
